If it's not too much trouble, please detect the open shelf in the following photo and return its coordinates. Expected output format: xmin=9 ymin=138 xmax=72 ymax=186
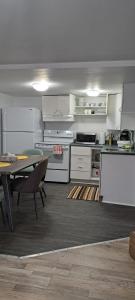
xmin=74 ymin=113 xmax=107 ymax=116
xmin=74 ymin=94 xmax=108 ymax=117
xmin=90 ymin=177 xmax=100 ymax=181
xmin=75 ymin=106 xmax=106 ymax=109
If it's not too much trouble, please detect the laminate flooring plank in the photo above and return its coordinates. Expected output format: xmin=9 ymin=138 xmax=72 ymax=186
xmin=0 ymin=183 xmax=135 ymax=256
xmin=0 ymin=239 xmax=135 ymax=299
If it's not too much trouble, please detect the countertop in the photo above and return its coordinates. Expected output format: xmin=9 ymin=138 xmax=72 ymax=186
xmin=71 ymin=142 xmax=103 ymax=148
xmin=101 ymin=146 xmax=135 ymax=155
xmin=71 ymin=142 xmax=135 ymax=155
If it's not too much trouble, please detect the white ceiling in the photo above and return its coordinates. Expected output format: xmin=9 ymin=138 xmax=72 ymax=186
xmin=1 ymin=0 xmax=135 ymax=64
xmin=0 ymin=63 xmax=134 ymax=97
xmin=0 ymin=0 xmax=135 ymax=97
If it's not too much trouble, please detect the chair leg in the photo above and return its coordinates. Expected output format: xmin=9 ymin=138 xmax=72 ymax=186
xmin=40 ymin=190 xmax=45 ymax=207
xmin=33 ymin=193 xmax=38 ymax=219
xmin=0 ymin=202 xmax=5 ymax=224
xmin=17 ymin=192 xmax=21 ymax=206
xmin=42 ymin=187 xmax=47 ymax=198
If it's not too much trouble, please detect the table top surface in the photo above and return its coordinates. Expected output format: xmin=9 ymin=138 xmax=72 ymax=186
xmin=0 ymin=155 xmax=48 ymax=174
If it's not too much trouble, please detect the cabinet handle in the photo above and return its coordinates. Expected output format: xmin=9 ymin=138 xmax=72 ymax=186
xmin=100 ymin=155 xmax=102 ymax=170
xmin=78 ymin=166 xmax=83 ymax=169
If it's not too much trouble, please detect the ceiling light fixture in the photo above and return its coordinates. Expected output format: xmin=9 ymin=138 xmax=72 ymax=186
xmin=32 ymin=80 xmax=49 ymax=92
xmin=86 ymin=90 xmax=100 ymax=97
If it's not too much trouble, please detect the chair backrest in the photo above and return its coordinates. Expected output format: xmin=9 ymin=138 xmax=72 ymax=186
xmin=20 ymin=158 xmax=48 ymax=193
xmin=23 ymin=148 xmax=43 ymax=155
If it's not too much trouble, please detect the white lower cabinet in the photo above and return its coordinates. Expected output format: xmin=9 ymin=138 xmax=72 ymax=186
xmin=70 ymin=146 xmax=91 ymax=180
xmin=71 ymin=155 xmax=91 ymax=171
xmin=70 ymin=170 xmax=91 ymax=180
xmin=100 ymin=153 xmax=135 ymax=206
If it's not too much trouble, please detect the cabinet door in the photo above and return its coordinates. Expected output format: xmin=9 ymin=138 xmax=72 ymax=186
xmin=106 ymin=94 xmax=122 ymax=130
xmin=70 ymin=170 xmax=91 ymax=180
xmin=100 ymin=154 xmax=135 ymax=206
xmin=121 ymin=112 xmax=135 ymax=130
xmin=42 ymin=95 xmax=74 ymax=121
xmin=122 ymin=83 xmax=135 ymax=112
xmin=42 ymin=95 xmax=69 ymax=116
xmin=71 ymin=146 xmax=91 ymax=156
xmin=71 ymin=155 xmax=91 ymax=171
xmin=70 ymin=146 xmax=91 ymax=180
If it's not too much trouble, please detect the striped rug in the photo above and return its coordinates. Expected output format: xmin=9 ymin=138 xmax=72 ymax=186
xmin=67 ymin=185 xmax=99 ymax=201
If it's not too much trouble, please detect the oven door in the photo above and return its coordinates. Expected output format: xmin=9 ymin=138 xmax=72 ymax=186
xmin=41 ymin=144 xmax=69 ymax=170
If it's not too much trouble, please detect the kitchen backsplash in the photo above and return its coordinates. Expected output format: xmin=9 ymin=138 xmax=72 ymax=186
xmin=45 ymin=116 xmax=106 ymax=139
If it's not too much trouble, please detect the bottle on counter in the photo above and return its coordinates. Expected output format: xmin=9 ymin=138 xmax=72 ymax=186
xmin=108 ymin=133 xmax=112 ymax=146
xmin=99 ymin=131 xmax=105 ymax=145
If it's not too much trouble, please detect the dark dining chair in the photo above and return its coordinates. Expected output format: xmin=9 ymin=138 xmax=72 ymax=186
xmin=11 ymin=158 xmax=48 ymax=218
xmin=0 ymin=187 xmax=5 ymax=224
xmin=14 ymin=148 xmax=43 ymax=177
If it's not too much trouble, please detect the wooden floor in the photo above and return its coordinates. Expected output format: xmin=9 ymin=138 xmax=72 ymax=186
xmin=0 ymin=238 xmax=135 ymax=300
xmin=0 ymin=183 xmax=135 ymax=256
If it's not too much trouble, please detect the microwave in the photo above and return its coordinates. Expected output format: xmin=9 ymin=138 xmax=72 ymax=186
xmin=76 ymin=132 xmax=96 ymax=144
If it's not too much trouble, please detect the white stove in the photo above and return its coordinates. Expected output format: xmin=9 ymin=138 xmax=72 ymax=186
xmin=44 ymin=130 xmax=74 ymax=144
xmin=35 ymin=130 xmax=74 ymax=182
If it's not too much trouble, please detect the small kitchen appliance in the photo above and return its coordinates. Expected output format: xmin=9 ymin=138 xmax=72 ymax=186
xmin=117 ymin=129 xmax=133 ymax=148
xmin=76 ymin=132 xmax=96 ymax=144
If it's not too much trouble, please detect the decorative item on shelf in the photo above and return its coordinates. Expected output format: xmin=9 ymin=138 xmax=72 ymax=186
xmin=99 ymin=131 xmax=105 ymax=145
xmin=92 ymin=167 xmax=100 ymax=177
xmin=108 ymin=133 xmax=112 ymax=146
xmin=91 ymin=110 xmax=95 ymax=114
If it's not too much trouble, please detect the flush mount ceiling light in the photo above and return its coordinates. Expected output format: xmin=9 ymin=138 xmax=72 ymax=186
xmin=86 ymin=90 xmax=100 ymax=97
xmin=32 ymin=80 xmax=49 ymax=92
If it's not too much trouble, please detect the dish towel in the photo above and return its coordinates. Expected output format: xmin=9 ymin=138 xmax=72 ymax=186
xmin=53 ymin=145 xmax=63 ymax=155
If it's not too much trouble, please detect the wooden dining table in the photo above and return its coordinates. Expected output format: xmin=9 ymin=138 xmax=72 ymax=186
xmin=0 ymin=155 xmax=47 ymax=231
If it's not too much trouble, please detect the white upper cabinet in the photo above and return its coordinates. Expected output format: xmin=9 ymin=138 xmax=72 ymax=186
xmin=122 ymin=83 xmax=135 ymax=112
xmin=42 ymin=94 xmax=75 ymax=122
xmin=106 ymin=94 xmax=122 ymax=130
xmin=120 ymin=83 xmax=135 ymax=129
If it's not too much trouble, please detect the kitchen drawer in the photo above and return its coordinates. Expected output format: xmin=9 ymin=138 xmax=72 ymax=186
xmin=71 ymin=156 xmax=91 ymax=171
xmin=71 ymin=146 xmax=91 ymax=156
xmin=70 ymin=170 xmax=91 ymax=180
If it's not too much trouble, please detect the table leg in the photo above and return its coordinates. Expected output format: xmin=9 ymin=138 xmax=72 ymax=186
xmin=1 ymin=174 xmax=14 ymax=231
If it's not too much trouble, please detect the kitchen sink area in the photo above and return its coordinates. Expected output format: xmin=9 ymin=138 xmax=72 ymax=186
xmin=102 ymin=146 xmax=135 ymax=154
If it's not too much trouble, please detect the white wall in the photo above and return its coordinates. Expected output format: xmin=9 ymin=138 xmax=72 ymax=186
xmin=0 ymin=94 xmax=42 ymax=109
xmin=0 ymin=93 xmax=14 ymax=107
xmin=45 ymin=117 xmax=107 ymax=140
xmin=13 ymin=97 xmax=42 ymax=110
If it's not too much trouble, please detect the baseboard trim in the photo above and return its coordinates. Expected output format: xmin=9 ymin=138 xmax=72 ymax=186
xmin=20 ymin=237 xmax=128 ymax=259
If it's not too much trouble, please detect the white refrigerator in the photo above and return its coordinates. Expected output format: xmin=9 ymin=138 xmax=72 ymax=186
xmin=3 ymin=107 xmax=43 ymax=154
